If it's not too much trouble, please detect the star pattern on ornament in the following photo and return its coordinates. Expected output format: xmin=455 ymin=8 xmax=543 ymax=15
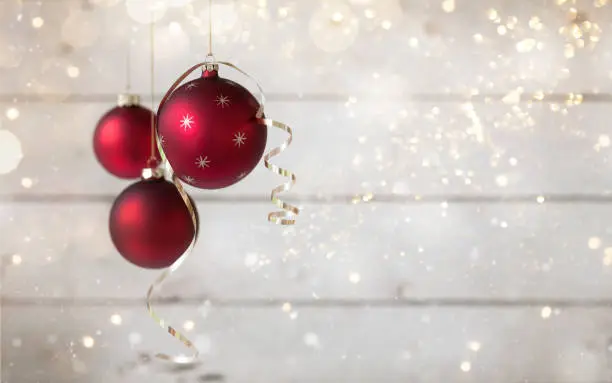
xmin=215 ymin=94 xmax=231 ymax=108
xmin=186 ymin=83 xmax=198 ymax=90
xmin=184 ymin=176 xmax=195 ymax=185
xmin=233 ymin=132 xmax=247 ymax=147
xmin=195 ymin=155 xmax=210 ymax=169
xmin=180 ymin=114 xmax=195 ymax=131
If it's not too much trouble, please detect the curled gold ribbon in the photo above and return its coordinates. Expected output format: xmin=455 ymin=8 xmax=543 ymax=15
xmin=216 ymin=61 xmax=300 ymax=225
xmin=144 ymin=174 xmax=199 ymax=363
xmin=261 ymin=118 xmax=298 ymax=225
xmin=147 ymin=59 xmax=299 ymax=364
xmin=147 ymin=62 xmax=205 ymax=364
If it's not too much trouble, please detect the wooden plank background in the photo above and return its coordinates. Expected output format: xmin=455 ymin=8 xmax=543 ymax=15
xmin=2 ymin=0 xmax=612 ymax=382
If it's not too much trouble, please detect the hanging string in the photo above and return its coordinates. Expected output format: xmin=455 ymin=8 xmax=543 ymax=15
xmin=125 ymin=40 xmax=132 ymax=92
xmin=147 ymin=11 xmax=157 ymax=167
xmin=208 ymin=0 xmax=213 ymax=56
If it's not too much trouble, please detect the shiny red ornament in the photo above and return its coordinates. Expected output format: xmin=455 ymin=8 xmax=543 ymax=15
xmin=109 ymin=177 xmax=197 ymax=269
xmin=157 ymin=69 xmax=267 ymax=189
xmin=93 ymin=96 xmax=159 ymax=179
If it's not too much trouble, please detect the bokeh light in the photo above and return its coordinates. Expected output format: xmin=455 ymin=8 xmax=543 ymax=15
xmin=309 ymin=1 xmax=359 ymax=53
xmin=61 ymin=10 xmax=100 ymax=48
xmin=154 ymin=22 xmax=191 ymax=59
xmin=189 ymin=1 xmax=240 ymax=38
xmin=125 ymin=0 xmax=167 ymax=24
xmin=0 ymin=35 xmax=23 ymax=69
xmin=6 ymin=107 xmax=19 ymax=120
xmin=0 ymin=130 xmax=23 ymax=175
xmin=89 ymin=0 xmax=122 ymax=7
xmin=31 ymin=17 xmax=44 ymax=28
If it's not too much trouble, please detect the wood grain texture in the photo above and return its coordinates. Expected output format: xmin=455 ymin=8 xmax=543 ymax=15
xmin=1 ymin=0 xmax=612 ymax=381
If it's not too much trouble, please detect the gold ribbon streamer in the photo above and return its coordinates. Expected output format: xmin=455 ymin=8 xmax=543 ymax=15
xmin=216 ymin=61 xmax=300 ymax=225
xmin=144 ymin=173 xmax=198 ymax=363
xmin=261 ymin=118 xmax=298 ymax=225
xmin=146 ymin=62 xmax=205 ymax=364
xmin=146 ymin=59 xmax=299 ymax=364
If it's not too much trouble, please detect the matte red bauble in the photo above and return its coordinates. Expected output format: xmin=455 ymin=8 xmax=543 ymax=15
xmin=109 ymin=177 xmax=197 ymax=269
xmin=157 ymin=70 xmax=267 ymax=189
xmin=94 ymin=95 xmax=159 ymax=179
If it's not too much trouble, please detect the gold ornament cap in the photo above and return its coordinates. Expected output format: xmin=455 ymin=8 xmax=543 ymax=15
xmin=141 ymin=166 xmax=164 ymax=181
xmin=117 ymin=93 xmax=141 ymax=107
xmin=203 ymin=53 xmax=218 ymax=74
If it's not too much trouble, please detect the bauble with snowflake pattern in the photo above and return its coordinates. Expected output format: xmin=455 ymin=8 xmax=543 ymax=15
xmin=157 ymin=68 xmax=267 ymax=189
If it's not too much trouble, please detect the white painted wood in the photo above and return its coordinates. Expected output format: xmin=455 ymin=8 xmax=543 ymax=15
xmin=1 ymin=203 xmax=612 ymax=300
xmin=0 ymin=102 xmax=611 ymax=196
xmin=1 ymin=0 xmax=612 ymax=381
xmin=0 ymin=0 xmax=611 ymax=96
xmin=2 ymin=306 xmax=612 ymax=382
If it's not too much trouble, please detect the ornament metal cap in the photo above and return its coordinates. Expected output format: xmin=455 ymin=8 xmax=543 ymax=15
xmin=142 ymin=156 xmax=163 ymax=179
xmin=203 ymin=54 xmax=219 ymax=75
xmin=117 ymin=93 xmax=141 ymax=107
xmin=141 ymin=165 xmax=164 ymax=180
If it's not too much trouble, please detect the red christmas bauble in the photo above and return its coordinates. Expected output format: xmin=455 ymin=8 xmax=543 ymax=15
xmin=157 ymin=70 xmax=267 ymax=189
xmin=109 ymin=177 xmax=197 ymax=269
xmin=94 ymin=98 xmax=159 ymax=179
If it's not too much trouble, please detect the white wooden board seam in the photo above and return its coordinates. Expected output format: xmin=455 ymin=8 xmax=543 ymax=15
xmin=0 ymin=92 xmax=611 ymax=103
xmin=1 ymin=193 xmax=611 ymax=204
xmin=4 ymin=297 xmax=612 ymax=308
